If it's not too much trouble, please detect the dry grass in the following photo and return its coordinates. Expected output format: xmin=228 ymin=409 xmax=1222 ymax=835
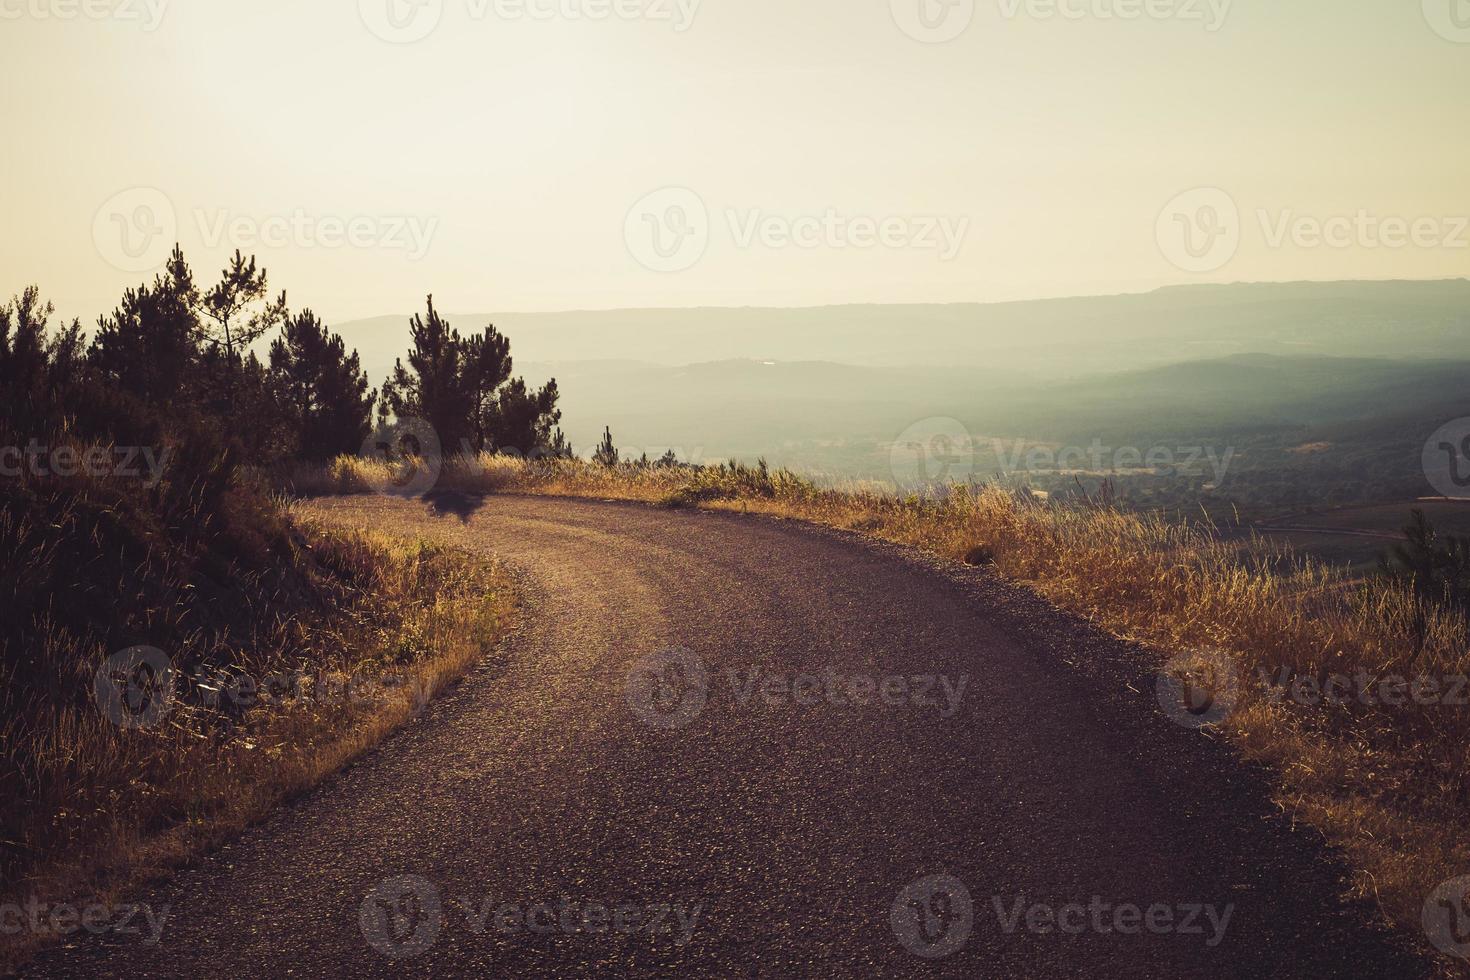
xmin=292 ymin=452 xmax=1470 ymax=968
xmin=280 ymin=452 xmax=689 ymax=501
xmin=1 ymin=518 xmax=514 ymax=971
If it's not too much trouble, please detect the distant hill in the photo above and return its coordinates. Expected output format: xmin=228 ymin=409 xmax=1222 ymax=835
xmin=330 ymin=281 xmax=1470 ymax=495
xmin=988 ymin=353 xmax=1470 ymax=443
xmin=335 ymin=279 xmax=1470 ymax=385
xmin=438 ymin=353 xmax=1469 ymax=481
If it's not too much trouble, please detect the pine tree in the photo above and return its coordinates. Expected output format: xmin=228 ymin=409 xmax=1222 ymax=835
xmin=463 ymin=325 xmax=512 ymax=453
xmin=0 ymin=288 xmax=84 ymax=435
xmin=593 ymin=426 xmax=619 ymax=466
xmin=1381 ymin=509 xmax=1470 ymax=648
xmin=489 ymin=376 xmax=564 ymax=455
xmin=191 ymin=250 xmax=288 ymax=413
xmin=379 ymin=296 xmax=475 ymax=451
xmin=543 ymin=427 xmax=573 ymax=459
xmin=232 ymin=350 xmax=295 ymax=466
xmin=90 ymin=247 xmax=199 ymax=405
xmin=269 ymin=310 xmax=376 ymax=462
xmin=379 ymin=298 xmax=564 ymax=457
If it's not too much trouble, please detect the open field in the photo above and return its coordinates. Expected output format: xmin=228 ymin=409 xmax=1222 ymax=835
xmin=1268 ymin=500 xmax=1470 ymax=534
xmin=1241 ymin=500 xmax=1470 ymax=571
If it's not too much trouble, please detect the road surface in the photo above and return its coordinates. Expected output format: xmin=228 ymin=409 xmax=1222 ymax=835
xmin=24 ymin=494 xmax=1428 ymax=978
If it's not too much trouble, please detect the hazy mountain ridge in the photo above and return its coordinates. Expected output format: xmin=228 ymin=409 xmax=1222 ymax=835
xmin=335 ymin=280 xmax=1470 ymax=384
xmin=485 ymin=352 xmax=1469 ymax=481
xmin=329 ymin=281 xmax=1470 ymax=488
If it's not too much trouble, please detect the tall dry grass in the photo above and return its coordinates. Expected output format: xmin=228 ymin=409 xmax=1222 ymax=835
xmin=291 ymin=452 xmax=1470 ymax=963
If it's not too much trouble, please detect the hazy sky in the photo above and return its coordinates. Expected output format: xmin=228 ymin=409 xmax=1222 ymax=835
xmin=3 ymin=0 xmax=1468 ymax=323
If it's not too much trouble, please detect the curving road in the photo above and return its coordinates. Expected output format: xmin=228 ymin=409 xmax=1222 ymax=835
xmin=25 ymin=494 xmax=1427 ymax=978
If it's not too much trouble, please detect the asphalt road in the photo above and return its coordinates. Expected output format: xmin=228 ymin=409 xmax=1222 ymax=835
xmin=24 ymin=494 xmax=1429 ymax=978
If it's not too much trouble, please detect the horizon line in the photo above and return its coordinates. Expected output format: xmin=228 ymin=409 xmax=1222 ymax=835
xmin=326 ymin=276 xmax=1470 ymax=325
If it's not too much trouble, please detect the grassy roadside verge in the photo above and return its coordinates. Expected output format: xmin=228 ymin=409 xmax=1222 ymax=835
xmin=293 ymin=452 xmax=1468 ymax=971
xmin=1 ymin=515 xmax=514 ymax=973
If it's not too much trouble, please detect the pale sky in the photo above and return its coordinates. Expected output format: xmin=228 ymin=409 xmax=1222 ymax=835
xmin=3 ymin=0 xmax=1468 ymax=323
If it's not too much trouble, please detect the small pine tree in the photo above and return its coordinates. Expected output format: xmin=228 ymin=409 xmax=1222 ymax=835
xmin=489 ymin=376 xmax=563 ymax=455
xmin=1382 ymin=510 xmax=1470 ymax=606
xmin=542 ymin=427 xmax=574 ymax=460
xmin=593 ymin=426 xmax=619 ymax=466
xmin=0 ymin=288 xmax=84 ymax=436
xmin=1381 ymin=509 xmax=1470 ymax=648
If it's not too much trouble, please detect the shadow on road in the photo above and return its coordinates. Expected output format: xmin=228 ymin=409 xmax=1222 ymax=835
xmin=423 ymin=491 xmax=489 ymax=523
